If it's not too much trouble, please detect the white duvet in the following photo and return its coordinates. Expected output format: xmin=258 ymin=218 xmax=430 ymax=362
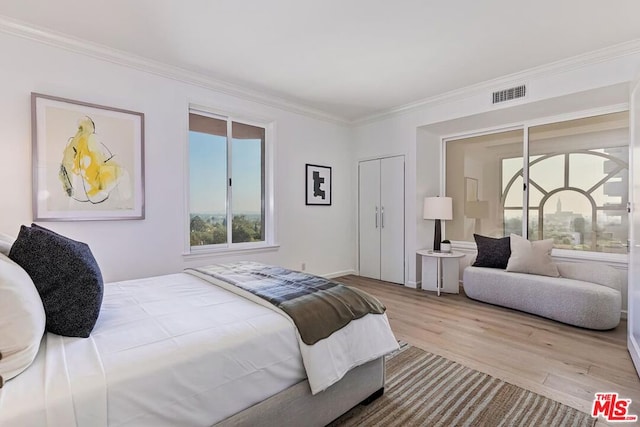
xmin=0 ymin=272 xmax=397 ymax=427
xmin=186 ymin=269 xmax=399 ymax=394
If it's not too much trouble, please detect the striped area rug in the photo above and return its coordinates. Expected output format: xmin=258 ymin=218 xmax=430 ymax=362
xmin=331 ymin=344 xmax=595 ymax=427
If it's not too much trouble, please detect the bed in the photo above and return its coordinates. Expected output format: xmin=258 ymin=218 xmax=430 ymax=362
xmin=0 ymin=258 xmax=398 ymax=427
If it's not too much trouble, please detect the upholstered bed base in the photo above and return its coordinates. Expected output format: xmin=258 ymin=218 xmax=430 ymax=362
xmin=217 ymin=357 xmax=385 ymax=426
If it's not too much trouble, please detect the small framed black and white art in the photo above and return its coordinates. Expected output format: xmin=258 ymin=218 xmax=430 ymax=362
xmin=305 ymin=164 xmax=332 ymax=206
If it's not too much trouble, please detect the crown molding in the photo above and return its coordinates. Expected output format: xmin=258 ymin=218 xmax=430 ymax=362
xmin=353 ymin=39 xmax=640 ymax=125
xmin=0 ymin=15 xmax=349 ymax=125
xmin=2 ymin=15 xmax=639 ymax=127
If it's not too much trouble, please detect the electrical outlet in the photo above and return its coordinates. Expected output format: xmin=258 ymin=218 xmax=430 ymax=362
xmin=301 ymin=262 xmax=306 ymax=271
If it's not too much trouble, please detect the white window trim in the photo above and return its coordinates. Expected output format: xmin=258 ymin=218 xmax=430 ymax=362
xmin=183 ymin=104 xmax=277 ymax=256
xmin=441 ymin=104 xmax=630 ymax=265
xmin=184 ymin=243 xmax=280 ymax=258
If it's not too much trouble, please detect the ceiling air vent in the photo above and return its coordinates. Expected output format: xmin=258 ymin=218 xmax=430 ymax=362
xmin=492 ymin=85 xmax=526 ymax=104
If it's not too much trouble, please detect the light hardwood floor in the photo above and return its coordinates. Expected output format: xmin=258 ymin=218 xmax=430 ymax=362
xmin=337 ymin=275 xmax=640 ymax=425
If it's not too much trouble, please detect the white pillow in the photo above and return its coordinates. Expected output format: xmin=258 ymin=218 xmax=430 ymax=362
xmin=506 ymin=234 xmax=559 ymax=277
xmin=0 ymin=253 xmax=46 ymax=387
xmin=0 ymin=233 xmax=15 ymax=256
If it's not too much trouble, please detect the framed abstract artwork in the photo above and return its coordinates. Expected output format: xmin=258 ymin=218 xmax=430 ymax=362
xmin=31 ymin=93 xmax=145 ymax=220
xmin=305 ymin=164 xmax=331 ymax=206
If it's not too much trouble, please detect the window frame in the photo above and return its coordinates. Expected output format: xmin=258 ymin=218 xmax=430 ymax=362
xmin=502 ymin=149 xmax=628 ymax=249
xmin=184 ymin=105 xmax=277 ymax=256
xmin=441 ymin=105 xmax=629 ymax=263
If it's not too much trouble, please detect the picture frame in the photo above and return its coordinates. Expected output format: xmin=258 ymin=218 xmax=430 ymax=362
xmin=32 ymin=93 xmax=145 ymax=221
xmin=465 ymin=177 xmax=478 ymax=202
xmin=464 ymin=177 xmax=478 ymax=217
xmin=305 ymin=164 xmax=332 ymax=206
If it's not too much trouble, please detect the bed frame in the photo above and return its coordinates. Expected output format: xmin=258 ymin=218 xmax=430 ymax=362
xmin=217 ymin=356 xmax=385 ymax=426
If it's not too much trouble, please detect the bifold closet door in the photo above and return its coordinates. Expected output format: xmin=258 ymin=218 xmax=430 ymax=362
xmin=358 ymin=156 xmax=404 ymax=284
xmin=358 ymin=159 xmax=381 ymax=280
xmin=380 ymin=156 xmax=404 ymax=284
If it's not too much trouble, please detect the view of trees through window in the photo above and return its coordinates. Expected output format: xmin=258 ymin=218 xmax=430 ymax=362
xmin=189 ymin=213 xmax=263 ymax=246
xmin=188 ymin=111 xmax=265 ymax=248
xmin=446 ymin=111 xmax=629 ymax=254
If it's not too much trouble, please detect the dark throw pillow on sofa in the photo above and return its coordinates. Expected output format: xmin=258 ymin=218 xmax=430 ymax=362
xmin=472 ymin=234 xmax=511 ymax=269
xmin=9 ymin=224 xmax=103 ymax=338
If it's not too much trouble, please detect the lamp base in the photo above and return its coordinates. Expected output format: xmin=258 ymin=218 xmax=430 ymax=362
xmin=433 ymin=219 xmax=441 ymax=251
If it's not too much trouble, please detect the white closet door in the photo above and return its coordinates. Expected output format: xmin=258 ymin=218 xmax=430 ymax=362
xmin=380 ymin=156 xmax=405 ymax=284
xmin=629 ymin=77 xmax=640 ymax=378
xmin=359 ymin=160 xmax=381 ymax=280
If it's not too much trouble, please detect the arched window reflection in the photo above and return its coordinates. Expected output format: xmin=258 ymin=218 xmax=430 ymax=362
xmin=502 ymin=149 xmax=628 ymax=252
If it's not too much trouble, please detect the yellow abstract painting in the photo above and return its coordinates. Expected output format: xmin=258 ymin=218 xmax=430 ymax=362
xmin=59 ymin=116 xmax=129 ymax=204
xmin=32 ymin=93 xmax=144 ymax=220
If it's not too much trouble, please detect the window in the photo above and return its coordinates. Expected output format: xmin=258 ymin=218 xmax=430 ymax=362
xmin=188 ymin=109 xmax=269 ymax=250
xmin=522 ymin=112 xmax=628 ymax=253
xmin=446 ymin=111 xmax=629 ymax=254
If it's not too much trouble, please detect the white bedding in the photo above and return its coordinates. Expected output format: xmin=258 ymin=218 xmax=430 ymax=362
xmin=186 ymin=269 xmax=399 ymax=394
xmin=0 ymin=271 xmax=397 ymax=427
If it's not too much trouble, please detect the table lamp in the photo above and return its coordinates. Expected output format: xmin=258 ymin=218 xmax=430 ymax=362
xmin=423 ymin=196 xmax=453 ymax=251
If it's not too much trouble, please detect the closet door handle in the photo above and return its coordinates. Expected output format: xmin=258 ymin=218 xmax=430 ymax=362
xmin=375 ymin=206 xmax=379 ymax=228
xmin=381 ymin=206 xmax=385 ymax=228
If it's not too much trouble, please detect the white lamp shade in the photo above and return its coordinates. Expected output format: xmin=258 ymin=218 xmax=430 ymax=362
xmin=423 ymin=197 xmax=453 ymax=220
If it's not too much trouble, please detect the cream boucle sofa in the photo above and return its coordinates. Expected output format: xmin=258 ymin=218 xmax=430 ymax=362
xmin=462 ymin=262 xmax=621 ymax=330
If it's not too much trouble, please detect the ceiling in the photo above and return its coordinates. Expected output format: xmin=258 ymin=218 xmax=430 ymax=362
xmin=2 ymin=0 xmax=640 ymax=121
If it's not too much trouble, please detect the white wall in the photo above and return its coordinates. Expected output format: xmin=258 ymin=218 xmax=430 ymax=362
xmin=353 ymin=49 xmax=640 ymax=313
xmin=0 ymin=33 xmax=355 ymax=282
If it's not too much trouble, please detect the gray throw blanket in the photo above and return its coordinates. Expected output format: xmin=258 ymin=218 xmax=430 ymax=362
xmin=187 ymin=262 xmax=386 ymax=345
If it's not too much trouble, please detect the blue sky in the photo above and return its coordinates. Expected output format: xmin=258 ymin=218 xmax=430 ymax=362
xmin=189 ymin=131 xmax=262 ymax=214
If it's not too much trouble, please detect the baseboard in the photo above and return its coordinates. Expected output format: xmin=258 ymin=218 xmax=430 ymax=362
xmin=406 ymin=280 xmax=420 ymax=289
xmin=621 ymin=310 xmax=628 ymax=320
xmin=324 ymin=269 xmax=357 ymax=279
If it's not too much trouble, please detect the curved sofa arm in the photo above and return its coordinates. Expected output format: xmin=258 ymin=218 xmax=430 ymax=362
xmin=556 ymin=262 xmax=621 ymax=292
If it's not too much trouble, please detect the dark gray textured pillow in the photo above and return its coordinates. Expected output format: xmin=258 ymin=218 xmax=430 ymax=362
xmin=472 ymin=234 xmax=511 ymax=269
xmin=9 ymin=224 xmax=103 ymax=338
